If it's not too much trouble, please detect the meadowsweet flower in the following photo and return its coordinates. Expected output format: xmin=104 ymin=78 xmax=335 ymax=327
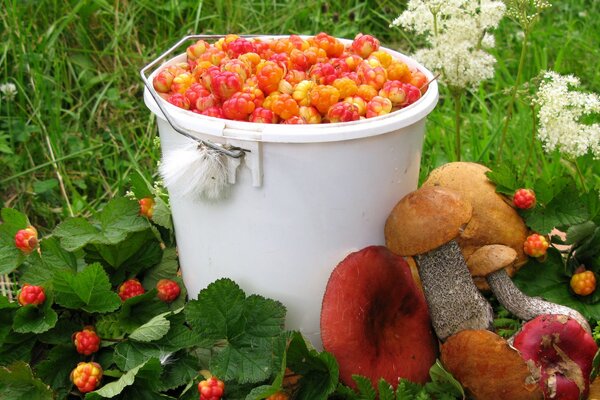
xmin=391 ymin=0 xmax=505 ymax=90
xmin=505 ymin=0 xmax=551 ymax=30
xmin=0 ymin=82 xmax=17 ymax=100
xmin=534 ymin=71 xmax=600 ymax=158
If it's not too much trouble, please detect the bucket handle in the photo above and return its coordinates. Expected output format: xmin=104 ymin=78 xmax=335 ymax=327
xmin=140 ymin=35 xmax=256 ymax=159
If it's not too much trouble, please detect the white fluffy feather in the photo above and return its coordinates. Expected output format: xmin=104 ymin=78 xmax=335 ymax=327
xmin=159 ymin=142 xmax=230 ymax=201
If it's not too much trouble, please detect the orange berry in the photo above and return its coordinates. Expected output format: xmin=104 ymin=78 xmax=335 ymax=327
xmin=271 ymin=93 xmax=300 ymax=120
xmin=298 ymin=106 xmax=322 ymax=124
xmin=357 ymin=84 xmax=378 ymax=102
xmin=333 ymin=77 xmax=358 ymax=99
xmin=570 ymin=269 xmax=596 ymax=296
xmin=309 ymin=84 xmax=340 ymax=114
xmin=387 ymin=60 xmax=412 ymax=82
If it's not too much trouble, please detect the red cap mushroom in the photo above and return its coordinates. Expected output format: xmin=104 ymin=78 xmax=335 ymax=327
xmin=512 ymin=314 xmax=598 ymax=400
xmin=320 ymin=245 xmax=438 ymax=388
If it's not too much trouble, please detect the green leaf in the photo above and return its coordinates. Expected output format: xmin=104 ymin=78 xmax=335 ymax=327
xmin=53 ymin=263 xmax=121 ymax=313
xmin=1 ymin=208 xmax=29 ymax=233
xmin=425 ymin=360 xmax=464 ymax=398
xmin=523 ymin=186 xmax=590 ymax=234
xmin=128 ymin=171 xmax=153 ymax=199
xmin=286 ymin=332 xmax=339 ymax=400
xmin=378 ymin=379 xmax=395 ymax=400
xmin=12 ymin=291 xmax=58 ymax=334
xmin=485 ymin=166 xmax=517 ymax=196
xmin=142 ymin=248 xmax=179 ymax=289
xmin=37 ymin=316 xmax=82 ymax=345
xmin=0 ymin=333 xmax=36 ymax=365
xmin=184 ymin=279 xmax=287 ymax=384
xmin=96 ymin=313 xmax=127 ymax=340
xmin=53 ymin=217 xmax=101 ymax=252
xmin=113 ymin=341 xmax=163 ymax=371
xmin=95 ymin=229 xmax=159 ymax=269
xmin=129 ymin=311 xmax=171 ymax=342
xmin=157 ymin=351 xmax=200 ymax=391
xmin=151 ymin=196 xmax=173 ymax=232
xmin=85 ymin=358 xmax=162 ymax=399
xmin=565 ymin=221 xmax=597 ymax=245
xmin=0 ymin=209 xmax=27 ymax=273
xmin=35 ymin=345 xmax=80 ymax=390
xmin=352 ymin=375 xmax=377 ymax=400
xmin=0 ymin=361 xmax=54 ymax=400
xmin=117 ymin=290 xmax=168 ymax=333
xmin=19 ymin=237 xmax=79 ymax=285
xmin=514 ymin=249 xmax=600 ymax=320
xmin=396 ymin=379 xmax=423 ymax=399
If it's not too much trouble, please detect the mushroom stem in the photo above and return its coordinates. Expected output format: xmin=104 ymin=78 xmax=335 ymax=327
xmin=486 ymin=269 xmax=591 ymax=334
xmin=416 ymin=240 xmax=495 ymax=341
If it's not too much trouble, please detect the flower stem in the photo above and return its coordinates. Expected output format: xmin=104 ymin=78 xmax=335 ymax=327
xmin=573 ymin=158 xmax=588 ymax=192
xmin=522 ymin=104 xmax=537 ymax=180
xmin=498 ymin=31 xmax=529 ymax=163
xmin=452 ymin=90 xmax=462 ymax=161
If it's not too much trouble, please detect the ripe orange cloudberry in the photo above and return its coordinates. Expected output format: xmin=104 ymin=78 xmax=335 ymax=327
xmin=309 ymin=85 xmax=340 ymax=115
xmin=523 ymin=233 xmax=549 ymax=258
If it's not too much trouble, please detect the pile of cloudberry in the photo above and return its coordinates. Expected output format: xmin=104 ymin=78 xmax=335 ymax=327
xmin=152 ymin=32 xmax=428 ymax=124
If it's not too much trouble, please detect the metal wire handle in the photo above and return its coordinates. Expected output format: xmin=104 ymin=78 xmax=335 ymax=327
xmin=140 ymin=35 xmax=260 ymax=159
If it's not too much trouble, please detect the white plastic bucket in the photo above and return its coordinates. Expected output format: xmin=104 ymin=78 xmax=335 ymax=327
xmin=143 ymin=39 xmax=438 ymax=347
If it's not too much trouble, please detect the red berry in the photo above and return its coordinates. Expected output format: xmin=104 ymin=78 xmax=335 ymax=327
xmin=17 ymin=284 xmax=46 ymax=306
xmin=222 ymin=92 xmax=256 ymax=121
xmin=118 ymin=279 xmax=145 ymax=301
xmin=156 ymin=279 xmax=181 ymax=302
xmin=366 ymin=96 xmax=392 ymax=118
xmin=310 ymin=62 xmax=338 ymax=85
xmin=14 ymin=226 xmax=38 ymax=253
xmin=186 ymin=40 xmax=210 ymax=61
xmin=223 ymin=37 xmax=256 ymax=58
xmin=153 ymin=69 xmax=175 ymax=93
xmin=379 ymin=80 xmax=407 ymax=107
xmin=249 ymin=107 xmax=278 ymax=124
xmin=184 ymin=83 xmax=210 ymax=108
xmin=167 ymin=93 xmax=191 ymax=110
xmin=351 ymin=33 xmax=380 ymax=59
xmin=523 ymin=233 xmax=549 ymax=258
xmin=327 ymin=102 xmax=360 ymax=123
xmin=70 ymin=362 xmax=103 ymax=393
xmin=139 ymin=197 xmax=155 ymax=218
xmin=201 ymin=106 xmax=225 ymax=119
xmin=211 ymin=71 xmax=243 ymax=100
xmin=513 ymin=188 xmax=536 ymax=209
xmin=73 ymin=326 xmax=101 ymax=355
xmin=198 ymin=377 xmax=225 ymax=400
xmin=282 ymin=116 xmax=306 ymax=124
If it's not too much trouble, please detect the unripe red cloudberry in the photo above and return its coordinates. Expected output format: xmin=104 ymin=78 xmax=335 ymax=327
xmin=14 ymin=226 xmax=38 ymax=253
xmin=118 ymin=278 xmax=145 ymax=301
xmin=156 ymin=279 xmax=181 ymax=303
xmin=513 ymin=188 xmax=536 ymax=209
xmin=18 ymin=284 xmax=46 ymax=306
xmin=523 ymin=233 xmax=549 ymax=258
xmin=71 ymin=362 xmax=103 ymax=393
xmin=198 ymin=376 xmax=225 ymax=400
xmin=73 ymin=326 xmax=101 ymax=355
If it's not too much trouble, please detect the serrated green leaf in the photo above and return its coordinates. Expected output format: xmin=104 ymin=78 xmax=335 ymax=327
xmin=53 ymin=263 xmax=121 ymax=313
xmin=0 ymin=309 xmax=15 ymax=346
xmin=485 ymin=166 xmax=517 ymax=196
xmin=96 ymin=313 xmax=127 ymax=340
xmin=565 ymin=221 xmax=597 ymax=245
xmin=142 ymin=247 xmax=178 ymax=289
xmin=129 ymin=311 xmax=171 ymax=342
xmin=0 ymin=361 xmax=54 ymax=400
xmin=396 ymin=379 xmax=423 ymax=399
xmin=19 ymin=237 xmax=79 ymax=285
xmin=352 ymin=375 xmax=377 ymax=400
xmin=97 ymin=198 xmax=150 ymax=244
xmin=85 ymin=359 xmax=152 ymax=399
xmin=12 ymin=292 xmax=58 ymax=334
xmin=157 ymin=351 xmax=200 ymax=392
xmin=1 ymin=208 xmax=29 ymax=233
xmin=425 ymin=360 xmax=464 ymax=398
xmin=151 ymin=196 xmax=173 ymax=232
xmin=523 ymin=187 xmax=590 ymax=234
xmin=54 ymin=217 xmax=101 ymax=251
xmin=0 ymin=222 xmax=25 ymax=274
xmin=37 ymin=316 xmax=82 ymax=345
xmin=95 ymin=229 xmax=159 ymax=269
xmin=378 ymin=379 xmax=395 ymax=400
xmin=129 ymin=171 xmax=153 ymax=199
xmin=35 ymin=345 xmax=80 ymax=390
xmin=118 ymin=290 xmax=168 ymax=333
xmin=0 ymin=333 xmax=36 ymax=365
xmin=113 ymin=341 xmax=163 ymax=371
xmin=0 ymin=295 xmax=18 ymax=310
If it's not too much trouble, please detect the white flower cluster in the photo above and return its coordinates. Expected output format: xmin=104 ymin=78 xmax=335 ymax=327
xmin=391 ymin=0 xmax=505 ymax=90
xmin=534 ymin=71 xmax=600 ymax=158
xmin=0 ymin=82 xmax=17 ymax=100
xmin=505 ymin=0 xmax=551 ymax=28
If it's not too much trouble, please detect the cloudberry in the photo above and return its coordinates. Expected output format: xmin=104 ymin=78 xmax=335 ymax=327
xmin=282 ymin=116 xmax=306 ymax=124
xmin=366 ymin=96 xmax=393 ymax=118
xmin=290 ymin=48 xmax=310 ymax=71
xmin=387 ymin=60 xmax=412 ymax=82
xmin=250 ymin=107 xmax=278 ymax=124
xmin=186 ymin=40 xmax=210 ymax=61
xmin=223 ymin=37 xmax=256 ymax=58
xmin=171 ymin=72 xmax=194 ymax=94
xmin=153 ymin=70 xmax=175 ymax=93
xmin=184 ymin=83 xmax=210 ymax=108
xmin=358 ymin=65 xmax=387 ymax=90
xmin=292 ymin=80 xmax=315 ymax=107
xmin=523 ymin=233 xmax=549 ymax=258
xmin=379 ymin=80 xmax=407 ymax=106
xmin=309 ymin=84 xmax=340 ymax=114
xmin=356 ymin=84 xmax=378 ymax=102
xmin=167 ymin=93 xmax=190 ymax=110
xmin=71 ymin=362 xmax=103 ymax=393
xmin=118 ymin=279 xmax=145 ymax=301
xmin=211 ymin=71 xmax=243 ymax=100
xmin=18 ymin=284 xmax=46 ymax=306
xmin=267 ymin=392 xmax=289 ymax=400
xmin=271 ymin=93 xmax=300 ymax=120
xmin=369 ymin=50 xmax=392 ymax=68
xmin=14 ymin=226 xmax=38 ymax=253
xmin=333 ymin=77 xmax=358 ymax=99
xmin=221 ymin=59 xmax=251 ymax=82
xmin=139 ymin=197 xmax=155 ymax=218
xmin=351 ymin=33 xmax=380 ymax=59
xmin=310 ymin=62 xmax=337 ymax=85
xmin=327 ymin=102 xmax=360 ymax=123
xmin=410 ymin=70 xmax=428 ymax=90
xmin=344 ymin=96 xmax=368 ymax=116
xmin=156 ymin=279 xmax=181 ymax=303
xmin=256 ymin=61 xmax=284 ymax=95
xmin=201 ymin=106 xmax=225 ymax=119
xmin=298 ymin=106 xmax=322 ymax=124
xmin=402 ymin=83 xmax=422 ymax=106
xmin=73 ymin=326 xmax=101 ymax=355
xmin=222 ymin=92 xmax=256 ymax=121
xmin=513 ymin=189 xmax=536 ymax=209
xmin=310 ymin=32 xmax=344 ymax=58
xmin=571 ymin=268 xmax=596 ymax=296
xmin=198 ymin=377 xmax=225 ymax=400
xmin=195 ymin=93 xmax=219 ymax=112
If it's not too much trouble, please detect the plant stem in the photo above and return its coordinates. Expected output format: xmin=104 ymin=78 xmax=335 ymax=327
xmin=522 ymin=104 xmax=537 ymax=180
xmin=573 ymin=158 xmax=589 ymax=192
xmin=452 ymin=89 xmax=463 ymax=161
xmin=498 ymin=31 xmax=529 ymax=163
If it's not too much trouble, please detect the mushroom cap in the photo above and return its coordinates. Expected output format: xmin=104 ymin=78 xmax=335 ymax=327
xmin=421 ymin=162 xmax=529 ymax=284
xmin=467 ymin=244 xmax=518 ymax=277
xmin=385 ymin=185 xmax=472 ymax=256
xmin=441 ymin=329 xmax=543 ymax=400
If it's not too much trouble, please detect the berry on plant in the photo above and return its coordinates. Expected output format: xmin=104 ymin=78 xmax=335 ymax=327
xmin=17 ymin=284 xmax=46 ymax=306
xmin=118 ymin=278 xmax=145 ymax=301
xmin=523 ymin=233 xmax=549 ymax=258
xmin=14 ymin=226 xmax=38 ymax=253
xmin=198 ymin=376 xmax=225 ymax=400
xmin=70 ymin=362 xmax=103 ymax=393
xmin=570 ymin=268 xmax=596 ymax=296
xmin=156 ymin=279 xmax=181 ymax=302
xmin=266 ymin=391 xmax=289 ymax=400
xmin=513 ymin=188 xmax=536 ymax=209
xmin=139 ymin=197 xmax=155 ymax=218
xmin=73 ymin=326 xmax=101 ymax=355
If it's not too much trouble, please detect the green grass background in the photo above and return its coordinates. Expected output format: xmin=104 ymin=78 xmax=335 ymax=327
xmin=1 ymin=0 xmax=599 ymax=228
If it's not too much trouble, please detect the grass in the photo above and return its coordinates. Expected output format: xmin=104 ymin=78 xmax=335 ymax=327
xmin=0 ymin=0 xmax=599 ymax=229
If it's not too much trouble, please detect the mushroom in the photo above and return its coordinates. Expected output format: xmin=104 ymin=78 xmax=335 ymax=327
xmin=385 ymin=185 xmax=494 ymax=341
xmin=467 ymin=245 xmax=591 ymax=334
xmin=320 ymin=245 xmax=438 ymax=389
xmin=512 ymin=314 xmax=598 ymax=399
xmin=440 ymin=329 xmax=543 ymax=400
xmin=421 ymin=162 xmax=529 ymax=289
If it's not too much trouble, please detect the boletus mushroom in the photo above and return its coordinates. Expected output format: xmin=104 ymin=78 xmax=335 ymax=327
xmin=385 ymin=185 xmax=494 ymax=341
xmin=320 ymin=246 xmax=438 ymax=388
xmin=441 ymin=329 xmax=543 ymax=400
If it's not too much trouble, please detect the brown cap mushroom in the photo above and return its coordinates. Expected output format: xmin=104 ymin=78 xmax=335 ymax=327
xmin=421 ymin=162 xmax=529 ymax=287
xmin=467 ymin=244 xmax=518 ymax=287
xmin=441 ymin=329 xmax=543 ymax=400
xmin=385 ymin=185 xmax=494 ymax=341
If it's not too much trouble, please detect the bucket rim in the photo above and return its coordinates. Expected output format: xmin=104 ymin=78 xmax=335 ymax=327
xmin=143 ymin=37 xmax=439 ymax=144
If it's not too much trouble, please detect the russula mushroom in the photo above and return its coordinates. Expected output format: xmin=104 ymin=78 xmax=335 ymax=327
xmin=512 ymin=314 xmax=598 ymax=399
xmin=440 ymin=329 xmax=543 ymax=400
xmin=320 ymin=245 xmax=438 ymax=388
xmin=421 ymin=162 xmax=529 ymax=289
xmin=467 ymin=244 xmax=591 ymax=333
xmin=385 ymin=185 xmax=494 ymax=341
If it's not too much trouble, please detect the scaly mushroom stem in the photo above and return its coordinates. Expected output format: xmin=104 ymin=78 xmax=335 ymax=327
xmin=486 ymin=269 xmax=591 ymax=334
xmin=416 ymin=240 xmax=495 ymax=341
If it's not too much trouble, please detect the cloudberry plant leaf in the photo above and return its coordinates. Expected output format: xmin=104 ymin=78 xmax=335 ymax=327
xmin=118 ymin=290 xmax=168 ymax=333
xmin=244 ymin=332 xmax=289 ymax=400
xmin=52 ymin=263 xmax=121 ymax=313
xmin=565 ymin=221 xmax=597 ymax=245
xmin=0 ymin=333 xmax=36 ymax=365
xmin=19 ymin=237 xmax=79 ymax=286
xmin=128 ymin=311 xmax=171 ymax=342
xmin=128 ymin=170 xmax=153 ymax=199
xmin=35 ymin=345 xmax=80 ymax=390
xmin=142 ymin=248 xmax=178 ymax=289
xmin=13 ymin=291 xmax=58 ymax=334
xmin=85 ymin=358 xmax=161 ymax=400
xmin=485 ymin=166 xmax=518 ymax=196
xmin=286 ymin=331 xmax=339 ymax=400
xmin=53 ymin=217 xmax=100 ymax=252
xmin=514 ymin=248 xmax=600 ymax=320
xmin=157 ymin=351 xmax=201 ymax=392
xmin=95 ymin=229 xmax=160 ymax=269
xmin=113 ymin=340 xmax=163 ymax=371
xmin=150 ymin=196 xmax=173 ymax=233
xmin=0 ymin=361 xmax=54 ymax=400
xmin=0 ymin=208 xmax=29 ymax=234
xmin=522 ymin=185 xmax=589 ymax=234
